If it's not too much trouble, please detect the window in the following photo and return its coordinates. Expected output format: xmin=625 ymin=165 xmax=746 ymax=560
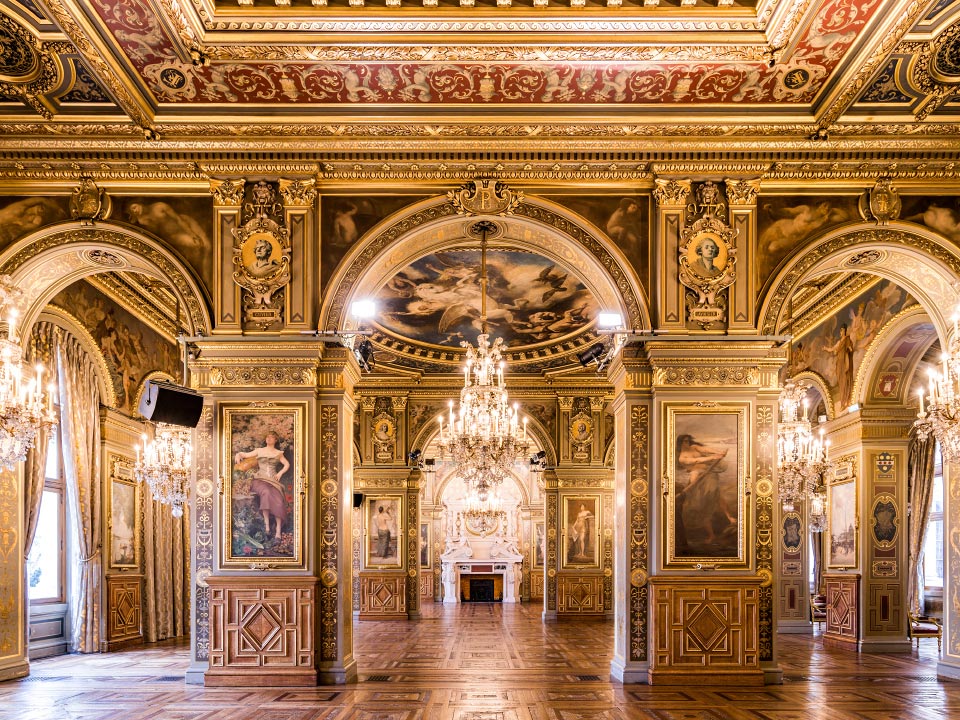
xmin=923 ymin=445 xmax=944 ymax=589
xmin=26 ymin=426 xmax=64 ymax=604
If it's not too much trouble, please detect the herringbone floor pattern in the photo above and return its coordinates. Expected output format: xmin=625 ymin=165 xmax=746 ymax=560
xmin=0 ymin=603 xmax=954 ymax=719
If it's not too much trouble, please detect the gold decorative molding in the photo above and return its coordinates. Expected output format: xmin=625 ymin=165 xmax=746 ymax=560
xmin=278 ymin=178 xmax=317 ymax=207
xmin=208 ymin=364 xmax=317 ymax=387
xmin=653 ymin=178 xmax=692 ymax=206
xmin=724 ymin=177 xmax=762 ymax=206
xmin=654 ymin=365 xmax=760 ymax=386
xmin=211 ymin=178 xmax=245 ymax=206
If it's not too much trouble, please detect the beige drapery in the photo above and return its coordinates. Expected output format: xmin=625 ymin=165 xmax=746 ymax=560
xmin=22 ymin=322 xmax=57 ymax=557
xmin=143 ymin=492 xmax=188 ymax=641
xmin=58 ymin=331 xmax=102 ymax=653
xmin=907 ymin=429 xmax=937 ymax=615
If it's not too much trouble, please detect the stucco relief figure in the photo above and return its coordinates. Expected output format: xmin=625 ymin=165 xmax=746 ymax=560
xmin=235 ymin=431 xmax=290 ymax=541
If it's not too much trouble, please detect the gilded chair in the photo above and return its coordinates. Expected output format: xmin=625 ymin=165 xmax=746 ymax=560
xmin=908 ymin=613 xmax=943 ymax=651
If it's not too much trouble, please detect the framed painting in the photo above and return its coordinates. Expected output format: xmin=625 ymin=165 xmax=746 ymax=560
xmin=420 ymin=521 xmax=431 ymax=569
xmin=664 ymin=403 xmax=748 ymax=568
xmin=561 ymin=494 xmax=600 ymax=569
xmin=782 ymin=512 xmax=802 ymax=554
xmin=871 ymin=494 xmax=898 ymax=548
xmin=108 ymin=456 xmax=139 ymax=569
xmin=221 ymin=404 xmax=305 ymax=567
xmin=828 ymin=479 xmax=857 ymax=568
xmin=533 ymin=521 xmax=545 ymax=569
xmin=365 ymin=495 xmax=403 ymax=568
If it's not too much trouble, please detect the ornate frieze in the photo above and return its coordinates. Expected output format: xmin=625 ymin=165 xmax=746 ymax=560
xmin=209 ymin=364 xmax=317 ymax=387
xmin=654 ymin=365 xmax=760 ymax=386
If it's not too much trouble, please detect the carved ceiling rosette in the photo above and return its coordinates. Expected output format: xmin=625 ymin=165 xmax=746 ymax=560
xmin=231 ymin=181 xmax=292 ymax=330
xmin=678 ymin=181 xmax=738 ymax=330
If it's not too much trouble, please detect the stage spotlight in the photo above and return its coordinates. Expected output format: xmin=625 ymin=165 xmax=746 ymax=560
xmin=577 ymin=342 xmax=605 ymax=367
xmin=408 ymin=449 xmax=422 ymax=465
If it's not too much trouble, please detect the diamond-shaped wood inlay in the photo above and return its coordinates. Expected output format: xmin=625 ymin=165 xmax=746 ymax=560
xmin=242 ymin=606 xmax=281 ymax=650
xmin=687 ymin=604 xmax=726 ymax=651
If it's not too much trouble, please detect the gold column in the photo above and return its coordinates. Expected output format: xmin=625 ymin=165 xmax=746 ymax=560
xmin=725 ymin=178 xmax=761 ymax=334
xmin=542 ymin=468 xmax=558 ymax=621
xmin=0 ymin=465 xmax=26 ymax=681
xmin=278 ymin=178 xmax=317 ymax=334
xmin=210 ymin=179 xmax=245 ymax=335
xmin=608 ymin=350 xmax=652 ymax=683
xmin=652 ymin=178 xmax=692 ymax=332
xmin=405 ymin=468 xmax=421 ymax=620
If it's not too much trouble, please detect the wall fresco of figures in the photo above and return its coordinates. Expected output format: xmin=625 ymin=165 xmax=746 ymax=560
xmin=320 ymin=195 xmax=428 ymax=292
xmin=50 ymin=281 xmax=180 ymax=413
xmin=544 ymin=196 xmax=650 ymax=289
xmin=901 ymin=195 xmax=960 ymax=246
xmin=757 ymin=195 xmax=861 ymax=285
xmin=112 ymin=196 xmax=214 ymax=294
xmin=0 ymin=196 xmax=70 ymax=246
xmin=374 ymin=249 xmax=599 ymax=349
xmin=790 ymin=279 xmax=916 ymax=416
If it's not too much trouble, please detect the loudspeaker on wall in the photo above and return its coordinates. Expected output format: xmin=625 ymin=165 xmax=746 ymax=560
xmin=138 ymin=380 xmax=204 ymax=428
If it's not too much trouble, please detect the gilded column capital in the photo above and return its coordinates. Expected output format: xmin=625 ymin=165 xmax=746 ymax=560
xmin=653 ymin=178 xmax=692 ymax=207
xmin=557 ymin=396 xmax=575 ymax=411
xmin=724 ymin=177 xmax=762 ymax=206
xmin=279 ymin=178 xmax=317 ymax=207
xmin=317 ymin=345 xmax=361 ymax=393
xmin=606 ymin=349 xmax=653 ymax=394
xmin=210 ymin=178 xmax=245 ymax=207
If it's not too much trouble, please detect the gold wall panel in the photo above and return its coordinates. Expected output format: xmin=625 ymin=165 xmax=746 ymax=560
xmin=648 ymin=577 xmax=763 ymax=686
xmin=558 ymin=575 xmax=604 ymax=614
xmin=359 ymin=575 xmax=407 ymax=619
xmin=206 ymin=576 xmax=319 ymax=687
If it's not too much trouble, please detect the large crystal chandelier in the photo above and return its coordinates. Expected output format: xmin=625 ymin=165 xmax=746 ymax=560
xmin=0 ymin=279 xmax=57 ymax=469
xmin=436 ymin=220 xmax=529 ymax=496
xmin=462 ymin=481 xmax=506 ymax=536
xmin=777 ymin=378 xmax=830 ymax=519
xmin=915 ymin=325 xmax=960 ymax=461
xmin=135 ymin=423 xmax=192 ymax=517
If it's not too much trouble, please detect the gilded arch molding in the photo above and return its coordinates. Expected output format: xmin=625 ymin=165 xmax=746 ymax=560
xmin=761 ymin=223 xmax=960 ymax=343
xmin=321 ymin=193 xmax=649 ymax=344
xmin=0 ymin=222 xmax=211 ymax=338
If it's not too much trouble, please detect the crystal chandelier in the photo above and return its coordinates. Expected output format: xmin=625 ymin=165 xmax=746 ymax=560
xmin=461 ymin=479 xmax=506 ymax=537
xmin=135 ymin=423 xmax=192 ymax=517
xmin=436 ymin=221 xmax=529 ymax=494
xmin=777 ymin=378 xmax=830 ymax=519
xmin=0 ymin=280 xmax=57 ymax=469
xmin=915 ymin=325 xmax=960 ymax=461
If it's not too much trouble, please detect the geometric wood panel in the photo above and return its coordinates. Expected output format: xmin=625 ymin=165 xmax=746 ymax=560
xmin=867 ymin=581 xmax=903 ymax=634
xmin=779 ymin=578 xmax=806 ymax=620
xmin=104 ymin=575 xmax=142 ymax=651
xmin=205 ymin=576 xmax=318 ymax=686
xmin=648 ymin=576 xmax=764 ymax=686
xmin=558 ymin=575 xmax=603 ymax=614
xmin=824 ymin=573 xmax=860 ymax=648
xmin=420 ymin=572 xmax=434 ymax=601
xmin=359 ymin=574 xmax=407 ymax=619
xmin=530 ymin=572 xmax=544 ymax=601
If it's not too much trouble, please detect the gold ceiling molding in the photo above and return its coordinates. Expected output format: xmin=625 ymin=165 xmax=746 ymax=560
xmin=790 ymin=273 xmax=879 ymax=339
xmin=0 ymin=12 xmax=68 ymax=120
xmin=85 ymin=273 xmax=181 ymax=342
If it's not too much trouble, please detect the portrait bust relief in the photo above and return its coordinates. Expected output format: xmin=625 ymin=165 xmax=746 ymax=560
xmin=685 ymin=231 xmax=728 ymax=279
xmin=241 ymin=231 xmax=283 ymax=278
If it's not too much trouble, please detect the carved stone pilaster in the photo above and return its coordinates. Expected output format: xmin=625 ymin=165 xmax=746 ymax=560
xmin=543 ymin=469 xmax=559 ymax=621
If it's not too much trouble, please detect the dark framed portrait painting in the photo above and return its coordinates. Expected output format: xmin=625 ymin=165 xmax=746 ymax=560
xmin=221 ymin=403 xmax=304 ymax=568
xmin=664 ymin=403 xmax=748 ymax=568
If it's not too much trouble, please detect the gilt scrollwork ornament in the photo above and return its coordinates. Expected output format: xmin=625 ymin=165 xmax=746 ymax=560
xmin=69 ymin=177 xmax=110 ymax=223
xmin=678 ymin=183 xmax=738 ymax=330
xmin=652 ymin=178 xmax=691 ymax=206
xmin=210 ymin=178 xmax=245 ymax=207
xmin=0 ymin=13 xmax=63 ymax=120
xmin=232 ymin=181 xmax=292 ymax=330
xmin=858 ymin=178 xmax=901 ymax=225
xmin=448 ymin=179 xmax=522 ymax=216
xmin=569 ymin=411 xmax=594 ymax=462
xmin=278 ymin=178 xmax=317 ymax=207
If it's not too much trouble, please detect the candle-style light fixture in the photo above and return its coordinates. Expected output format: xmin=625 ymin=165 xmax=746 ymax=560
xmin=135 ymin=423 xmax=192 ymax=517
xmin=915 ymin=310 xmax=960 ymax=461
xmin=777 ymin=378 xmax=831 ymax=516
xmin=436 ymin=220 xmax=530 ymax=500
xmin=0 ymin=277 xmax=57 ymax=469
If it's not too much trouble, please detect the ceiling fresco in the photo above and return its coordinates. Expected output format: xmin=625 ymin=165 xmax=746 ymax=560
xmin=373 ymin=249 xmax=599 ymax=351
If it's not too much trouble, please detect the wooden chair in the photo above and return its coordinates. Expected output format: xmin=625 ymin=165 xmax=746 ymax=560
xmin=908 ymin=613 xmax=943 ymax=651
xmin=810 ymin=593 xmax=827 ymax=629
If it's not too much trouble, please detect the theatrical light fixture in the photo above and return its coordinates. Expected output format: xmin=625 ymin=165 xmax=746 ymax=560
xmin=597 ymin=312 xmax=624 ymax=328
xmin=577 ymin=342 xmax=605 ymax=367
xmin=351 ymin=299 xmax=376 ymax=319
xmin=355 ymin=339 xmax=375 ymax=372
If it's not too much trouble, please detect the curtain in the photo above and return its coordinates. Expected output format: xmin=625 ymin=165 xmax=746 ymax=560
xmin=811 ymin=531 xmax=824 ymax=595
xmin=22 ymin=322 xmax=58 ymax=557
xmin=907 ymin=429 xmax=937 ymax=615
xmin=143 ymin=491 xmax=188 ymax=642
xmin=58 ymin=332 xmax=102 ymax=653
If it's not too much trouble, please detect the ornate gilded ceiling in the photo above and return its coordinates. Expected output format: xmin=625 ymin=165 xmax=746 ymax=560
xmin=0 ymin=0 xmax=958 ymax=151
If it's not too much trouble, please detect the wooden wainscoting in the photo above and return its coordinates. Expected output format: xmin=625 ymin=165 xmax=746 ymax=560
xmin=825 ymin=573 xmax=860 ymax=648
xmin=102 ymin=574 xmax=142 ymax=651
xmin=205 ymin=576 xmax=319 ymax=687
xmin=558 ymin=575 xmax=604 ymax=614
xmin=359 ymin=574 xmax=407 ymax=618
xmin=648 ymin=576 xmax=764 ymax=686
xmin=420 ymin=572 xmax=435 ymax=602
xmin=530 ymin=571 xmax=544 ymax=601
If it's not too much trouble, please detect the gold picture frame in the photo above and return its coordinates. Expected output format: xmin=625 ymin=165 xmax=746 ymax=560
xmin=108 ymin=455 xmax=140 ymax=570
xmin=532 ymin=521 xmax=545 ymax=569
xmin=221 ymin=403 xmax=305 ymax=568
xmin=664 ymin=403 xmax=748 ymax=568
xmin=365 ymin=495 xmax=403 ymax=568
xmin=419 ymin=521 xmax=431 ymax=569
xmin=561 ymin=494 xmax=600 ymax=569
xmin=828 ymin=478 xmax=858 ymax=569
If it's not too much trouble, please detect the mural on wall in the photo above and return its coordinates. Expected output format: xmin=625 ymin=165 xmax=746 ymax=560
xmin=545 ymin=196 xmax=649 ymax=288
xmin=902 ymin=195 xmax=960 ymax=245
xmin=757 ymin=196 xmax=860 ymax=284
xmin=113 ymin=196 xmax=214 ymax=293
xmin=320 ymin=195 xmax=428 ymax=291
xmin=791 ymin=280 xmax=915 ymax=415
xmin=51 ymin=281 xmax=179 ymax=413
xmin=375 ymin=249 xmax=598 ymax=348
xmin=0 ymin=196 xmax=69 ymax=246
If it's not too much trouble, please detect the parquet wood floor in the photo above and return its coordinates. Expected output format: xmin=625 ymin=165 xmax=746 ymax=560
xmin=1 ymin=602 xmax=955 ymax=720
